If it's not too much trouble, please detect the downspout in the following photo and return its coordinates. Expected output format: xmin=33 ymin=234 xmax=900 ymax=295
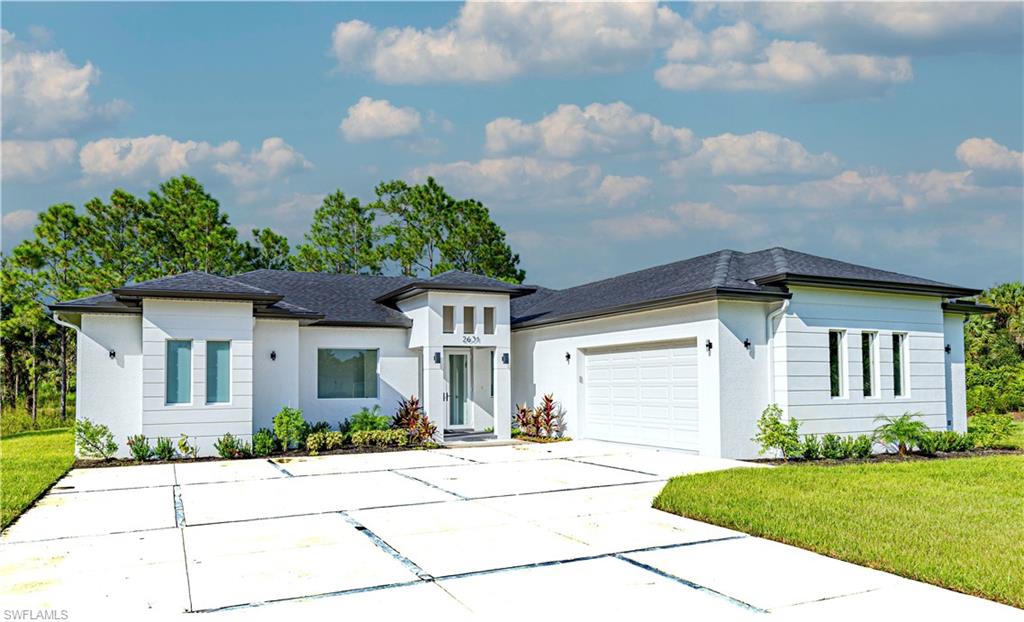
xmin=765 ymin=299 xmax=789 ymax=415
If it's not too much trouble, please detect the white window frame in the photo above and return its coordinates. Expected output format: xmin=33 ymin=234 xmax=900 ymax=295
xmin=892 ymin=332 xmax=910 ymax=398
xmin=861 ymin=331 xmax=879 ymax=400
xmin=828 ymin=329 xmax=847 ymax=399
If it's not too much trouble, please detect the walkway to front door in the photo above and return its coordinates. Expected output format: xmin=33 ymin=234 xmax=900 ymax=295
xmin=3 ymin=441 xmax=1016 ymax=620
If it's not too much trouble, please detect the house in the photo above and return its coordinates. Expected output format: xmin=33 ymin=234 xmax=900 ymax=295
xmin=51 ymin=247 xmax=991 ymax=459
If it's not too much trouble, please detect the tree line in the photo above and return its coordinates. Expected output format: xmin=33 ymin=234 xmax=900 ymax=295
xmin=1 ymin=175 xmax=524 ymax=429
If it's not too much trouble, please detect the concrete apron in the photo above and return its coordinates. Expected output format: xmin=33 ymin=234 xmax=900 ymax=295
xmin=1 ymin=441 xmax=1019 ymax=621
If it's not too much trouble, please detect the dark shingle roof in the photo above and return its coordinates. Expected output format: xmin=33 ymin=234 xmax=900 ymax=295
xmin=232 ymin=270 xmax=416 ymax=327
xmin=374 ymin=269 xmax=534 ymax=302
xmin=50 ymin=292 xmax=140 ymax=314
xmin=511 ymin=247 xmax=979 ymax=328
xmin=114 ymin=271 xmax=281 ymax=302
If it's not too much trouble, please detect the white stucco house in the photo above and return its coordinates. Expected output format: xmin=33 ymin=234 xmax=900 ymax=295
xmin=51 ymin=247 xmax=991 ymax=459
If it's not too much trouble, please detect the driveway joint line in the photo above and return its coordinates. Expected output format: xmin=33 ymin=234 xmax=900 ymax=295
xmin=172 ymin=485 xmax=186 ymax=528
xmin=561 ymin=457 xmax=660 ymax=477
xmin=178 ymin=527 xmax=195 ymax=612
xmin=267 ymin=458 xmax=294 ymax=477
xmin=189 ymin=578 xmax=425 ymax=614
xmin=772 ymin=586 xmax=884 ymax=611
xmin=338 ymin=511 xmax=430 ymax=580
xmin=613 ymin=553 xmax=767 ymax=613
xmin=392 ymin=469 xmax=469 ymax=500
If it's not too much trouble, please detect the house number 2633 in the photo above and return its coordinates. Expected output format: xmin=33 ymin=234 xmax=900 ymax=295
xmin=462 ymin=336 xmax=481 ymax=344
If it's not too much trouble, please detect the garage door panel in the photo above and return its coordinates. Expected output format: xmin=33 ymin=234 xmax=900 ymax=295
xmin=583 ymin=342 xmax=699 ymax=452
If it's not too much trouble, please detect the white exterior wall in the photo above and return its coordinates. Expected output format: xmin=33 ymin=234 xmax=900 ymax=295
xmin=141 ymin=299 xmax=254 ymax=455
xmin=297 ymin=326 xmax=419 ymax=426
xmin=717 ymin=301 xmax=774 ymax=458
xmin=943 ymin=313 xmax=967 ymax=432
xmin=252 ymin=319 xmax=300 ymax=432
xmin=76 ymin=314 xmax=144 ymax=458
xmin=776 ymin=286 xmax=949 ymax=436
xmin=511 ymin=302 xmax=724 ymax=456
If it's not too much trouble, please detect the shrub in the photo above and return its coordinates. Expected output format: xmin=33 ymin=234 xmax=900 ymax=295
xmin=273 ymin=407 xmax=306 ymax=450
xmin=324 ymin=430 xmax=345 ymax=450
xmin=917 ymin=431 xmax=941 ymax=456
xmin=800 ymin=435 xmax=821 ymax=460
xmin=874 ymin=412 xmax=930 ymax=455
xmin=936 ymin=430 xmax=974 ymax=452
xmin=177 ymin=434 xmax=199 ymax=460
xmin=820 ymin=433 xmax=844 ymax=460
xmin=127 ymin=435 xmax=154 ymax=462
xmin=966 ymin=363 xmax=1024 ymax=414
xmin=252 ymin=428 xmax=276 ymax=457
xmin=306 ymin=430 xmax=328 ymax=455
xmin=75 ymin=418 xmax=118 ymax=459
xmin=850 ymin=434 xmax=874 ymax=459
xmin=752 ymin=404 xmax=801 ymax=459
xmin=154 ymin=437 xmax=176 ymax=461
xmin=968 ymin=412 xmax=1017 ymax=449
xmin=309 ymin=421 xmax=331 ymax=434
xmin=214 ymin=433 xmax=251 ymax=459
xmin=535 ymin=394 xmax=566 ymax=438
xmin=347 ymin=406 xmax=391 ymax=435
xmin=392 ymin=396 xmax=437 ymax=444
xmin=514 ymin=403 xmax=537 ymax=437
xmin=351 ymin=429 xmax=408 ymax=447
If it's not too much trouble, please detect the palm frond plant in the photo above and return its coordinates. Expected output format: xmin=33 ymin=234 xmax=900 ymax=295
xmin=874 ymin=412 xmax=930 ymax=456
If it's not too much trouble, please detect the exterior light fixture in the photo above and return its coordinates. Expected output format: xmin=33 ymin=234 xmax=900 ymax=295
xmin=433 ymin=352 xmax=442 ymax=364
xmin=945 ymin=344 xmax=952 ymax=354
xmin=565 ymin=352 xmax=571 ymax=363
xmin=743 ymin=338 xmax=751 ymax=350
xmin=270 ymin=350 xmax=277 ymax=361
xmin=108 ymin=349 xmax=116 ymax=359
xmin=705 ymin=339 xmax=713 ymax=354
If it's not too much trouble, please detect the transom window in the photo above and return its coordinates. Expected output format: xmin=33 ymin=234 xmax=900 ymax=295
xmin=206 ymin=341 xmax=231 ymax=404
xmin=463 ymin=306 xmax=476 ymax=334
xmin=166 ymin=340 xmax=192 ymax=405
xmin=484 ymin=307 xmax=496 ymax=335
xmin=442 ymin=306 xmax=455 ymax=334
xmin=829 ymin=330 xmax=846 ymax=398
xmin=317 ymin=349 xmax=379 ymax=399
xmin=892 ymin=333 xmax=908 ymax=397
xmin=861 ymin=332 xmax=876 ymax=398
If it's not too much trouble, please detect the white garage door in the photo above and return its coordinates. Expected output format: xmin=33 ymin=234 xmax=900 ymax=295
xmin=583 ymin=341 xmax=699 ymax=452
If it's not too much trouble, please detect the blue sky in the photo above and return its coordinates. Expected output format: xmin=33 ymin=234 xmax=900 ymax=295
xmin=2 ymin=2 xmax=1022 ymax=288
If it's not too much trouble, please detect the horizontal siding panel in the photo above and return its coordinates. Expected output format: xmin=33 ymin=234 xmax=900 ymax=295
xmin=143 ymin=420 xmax=251 ymax=438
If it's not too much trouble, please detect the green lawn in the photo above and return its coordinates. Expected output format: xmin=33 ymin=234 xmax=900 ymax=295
xmin=654 ymin=455 xmax=1024 ymax=608
xmin=1 ymin=428 xmax=75 ymax=529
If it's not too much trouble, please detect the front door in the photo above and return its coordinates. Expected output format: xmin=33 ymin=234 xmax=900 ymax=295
xmin=445 ymin=350 xmax=471 ymax=428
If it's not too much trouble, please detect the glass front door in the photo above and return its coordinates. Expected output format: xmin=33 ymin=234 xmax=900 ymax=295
xmin=447 ymin=353 xmax=469 ymax=427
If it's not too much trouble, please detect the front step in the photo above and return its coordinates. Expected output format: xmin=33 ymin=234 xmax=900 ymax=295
xmin=443 ymin=430 xmax=498 ymax=442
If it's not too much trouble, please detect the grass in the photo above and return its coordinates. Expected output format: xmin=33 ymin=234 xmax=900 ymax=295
xmin=1 ymin=403 xmax=75 ymax=436
xmin=1 ymin=428 xmax=75 ymax=529
xmin=654 ymin=455 xmax=1024 ymax=608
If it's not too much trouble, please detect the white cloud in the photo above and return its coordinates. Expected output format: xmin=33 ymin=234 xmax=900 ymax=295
xmin=955 ymin=138 xmax=1024 ymax=172
xmin=591 ymin=213 xmax=680 ymax=241
xmin=594 ymin=175 xmax=651 ymax=206
xmin=2 ymin=209 xmax=38 ymax=234
xmin=410 ymin=156 xmax=602 ymax=203
xmin=2 ymin=138 xmax=77 ymax=181
xmin=2 ymin=28 xmax=128 ymax=136
xmin=339 ymin=96 xmax=422 ymax=142
xmin=730 ymin=3 xmax=1022 ymax=54
xmin=331 ymin=3 xmax=687 ymax=83
xmin=666 ymin=20 xmax=759 ymax=62
xmin=670 ymin=201 xmax=744 ymax=229
xmin=214 ymin=137 xmax=312 ymax=187
xmin=669 ymin=131 xmax=839 ymax=177
xmin=656 ymin=40 xmax=911 ymax=96
xmin=485 ymin=101 xmax=695 ymax=158
xmin=79 ymin=135 xmax=241 ymax=179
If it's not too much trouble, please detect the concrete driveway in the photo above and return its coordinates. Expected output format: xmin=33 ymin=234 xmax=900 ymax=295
xmin=2 ymin=440 xmax=1019 ymax=620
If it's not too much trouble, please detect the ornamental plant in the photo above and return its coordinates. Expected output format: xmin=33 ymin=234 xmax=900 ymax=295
xmin=252 ymin=428 xmax=276 ymax=457
xmin=820 ymin=433 xmax=844 ymax=460
xmin=127 ymin=435 xmax=154 ymax=462
xmin=874 ymin=412 xmax=930 ymax=456
xmin=154 ymin=437 xmax=176 ymax=461
xmin=75 ymin=418 xmax=118 ymax=459
xmin=800 ymin=435 xmax=821 ymax=460
xmin=392 ymin=395 xmax=437 ymax=444
xmin=752 ymin=404 xmax=800 ymax=459
xmin=177 ymin=433 xmax=199 ymax=460
xmin=273 ymin=406 xmax=306 ymax=450
xmin=535 ymin=394 xmax=565 ymax=438
xmin=214 ymin=433 xmax=251 ymax=459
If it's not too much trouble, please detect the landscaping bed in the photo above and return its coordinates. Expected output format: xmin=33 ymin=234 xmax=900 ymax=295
xmin=1 ymin=428 xmax=75 ymax=529
xmin=653 ymin=455 xmax=1024 ymax=608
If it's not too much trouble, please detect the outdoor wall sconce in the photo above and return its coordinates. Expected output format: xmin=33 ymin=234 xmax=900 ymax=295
xmin=433 ymin=352 xmax=442 ymax=364
xmin=743 ymin=338 xmax=751 ymax=350
xmin=945 ymin=344 xmax=952 ymax=354
xmin=565 ymin=352 xmax=571 ymax=363
xmin=502 ymin=352 xmax=510 ymax=365
xmin=270 ymin=350 xmax=277 ymax=361
xmin=108 ymin=349 xmax=116 ymax=359
xmin=706 ymin=339 xmax=713 ymax=354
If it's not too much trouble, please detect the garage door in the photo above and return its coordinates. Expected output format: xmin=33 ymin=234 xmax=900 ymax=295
xmin=583 ymin=341 xmax=699 ymax=452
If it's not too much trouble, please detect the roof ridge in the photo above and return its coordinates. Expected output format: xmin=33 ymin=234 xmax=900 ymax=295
xmin=770 ymin=247 xmax=789 ymax=274
xmin=711 ymin=250 xmax=734 ymax=287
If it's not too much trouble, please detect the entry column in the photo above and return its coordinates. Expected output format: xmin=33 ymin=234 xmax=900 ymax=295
xmin=422 ymin=345 xmax=446 ymax=442
xmin=493 ymin=346 xmax=511 ymax=440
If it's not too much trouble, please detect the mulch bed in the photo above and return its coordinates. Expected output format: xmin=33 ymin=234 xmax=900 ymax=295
xmin=73 ymin=443 xmax=441 ymax=469
xmin=751 ymin=448 xmax=1024 ymax=467
xmin=515 ymin=435 xmax=572 ymax=444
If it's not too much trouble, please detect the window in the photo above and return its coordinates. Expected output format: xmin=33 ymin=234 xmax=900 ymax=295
xmin=442 ymin=306 xmax=455 ymax=334
xmin=317 ymin=349 xmax=378 ymax=398
xmin=892 ymin=333 xmax=908 ymax=397
xmin=861 ymin=332 xmax=876 ymax=397
xmin=490 ymin=351 xmax=495 ymax=397
xmin=166 ymin=340 xmax=192 ymax=405
xmin=206 ymin=341 xmax=231 ymax=404
xmin=828 ymin=330 xmax=845 ymax=398
xmin=463 ymin=306 xmax=475 ymax=334
xmin=484 ymin=307 xmax=495 ymax=335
